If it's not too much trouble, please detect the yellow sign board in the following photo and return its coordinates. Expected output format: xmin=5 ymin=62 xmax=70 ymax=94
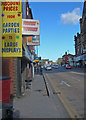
xmin=1 ymin=1 xmax=22 ymax=13
xmin=0 ymin=2 xmax=2 ymax=57
xmin=34 ymin=60 xmax=39 ymax=62
xmin=2 ymin=34 xmax=22 ymax=57
xmin=2 ymin=1 xmax=22 ymax=57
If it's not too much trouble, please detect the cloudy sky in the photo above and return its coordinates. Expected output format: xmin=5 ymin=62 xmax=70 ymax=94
xmin=30 ymin=2 xmax=84 ymax=61
xmin=61 ymin=8 xmax=81 ymax=24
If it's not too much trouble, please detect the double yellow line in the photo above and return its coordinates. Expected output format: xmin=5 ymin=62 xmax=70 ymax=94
xmin=46 ymin=74 xmax=83 ymax=120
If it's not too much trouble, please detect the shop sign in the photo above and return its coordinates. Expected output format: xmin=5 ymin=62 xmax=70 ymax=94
xmin=27 ymin=35 xmax=40 ymax=46
xmin=1 ymin=1 xmax=22 ymax=13
xmin=83 ymin=49 xmax=86 ymax=54
xmin=75 ymin=56 xmax=80 ymax=61
xmin=1 ymin=1 xmax=22 ymax=57
xmin=22 ymin=19 xmax=40 ymax=35
xmin=34 ymin=60 xmax=39 ymax=62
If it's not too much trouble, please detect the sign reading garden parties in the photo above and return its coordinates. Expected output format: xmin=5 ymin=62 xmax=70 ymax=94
xmin=2 ymin=1 xmax=22 ymax=57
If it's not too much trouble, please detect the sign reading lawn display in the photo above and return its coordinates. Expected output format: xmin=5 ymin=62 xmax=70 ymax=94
xmin=27 ymin=36 xmax=40 ymax=46
xmin=22 ymin=19 xmax=40 ymax=35
xmin=1 ymin=1 xmax=22 ymax=57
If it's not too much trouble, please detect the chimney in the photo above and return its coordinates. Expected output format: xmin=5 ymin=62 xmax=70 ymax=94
xmin=80 ymin=18 xmax=82 ymax=33
xmin=65 ymin=52 xmax=67 ymax=55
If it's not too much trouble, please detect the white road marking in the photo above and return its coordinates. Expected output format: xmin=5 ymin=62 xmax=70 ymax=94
xmin=60 ymin=81 xmax=71 ymax=87
xmin=71 ymin=77 xmax=80 ymax=81
xmin=69 ymin=71 xmax=85 ymax=75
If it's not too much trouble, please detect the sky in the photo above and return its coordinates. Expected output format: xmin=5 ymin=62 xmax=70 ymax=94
xmin=29 ymin=2 xmax=84 ymax=62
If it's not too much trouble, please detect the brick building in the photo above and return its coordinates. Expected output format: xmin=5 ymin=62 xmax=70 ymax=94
xmin=41 ymin=59 xmax=49 ymax=65
xmin=2 ymin=1 xmax=34 ymax=97
xmin=62 ymin=52 xmax=73 ymax=65
xmin=74 ymin=1 xmax=86 ymax=67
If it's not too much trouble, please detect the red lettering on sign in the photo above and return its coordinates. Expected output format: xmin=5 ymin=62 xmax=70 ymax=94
xmin=13 ymin=6 xmax=15 ymax=11
xmin=23 ymin=21 xmax=36 ymax=26
xmin=3 ymin=6 xmax=18 ymax=11
xmin=9 ymin=36 xmax=12 ymax=39
xmin=16 ymin=6 xmax=18 ymax=11
xmin=1 ymin=2 xmax=20 ymax=6
xmin=23 ymin=27 xmax=38 ymax=32
xmin=7 ymin=15 xmax=15 ymax=18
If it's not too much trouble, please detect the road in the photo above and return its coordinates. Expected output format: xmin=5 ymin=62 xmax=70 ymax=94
xmin=43 ymin=66 xmax=85 ymax=118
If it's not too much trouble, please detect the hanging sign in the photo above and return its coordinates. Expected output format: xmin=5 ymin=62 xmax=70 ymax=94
xmin=27 ymin=35 xmax=40 ymax=46
xmin=22 ymin=19 xmax=40 ymax=36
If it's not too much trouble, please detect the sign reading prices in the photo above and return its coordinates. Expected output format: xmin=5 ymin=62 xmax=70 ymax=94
xmin=22 ymin=19 xmax=40 ymax=35
xmin=2 ymin=1 xmax=22 ymax=57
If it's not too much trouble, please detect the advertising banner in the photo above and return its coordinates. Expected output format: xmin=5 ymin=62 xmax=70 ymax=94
xmin=27 ymin=35 xmax=40 ymax=46
xmin=1 ymin=1 xmax=22 ymax=13
xmin=83 ymin=49 xmax=86 ymax=54
xmin=22 ymin=19 xmax=40 ymax=35
xmin=2 ymin=1 xmax=22 ymax=57
xmin=34 ymin=60 xmax=39 ymax=62
xmin=0 ymin=2 xmax=2 ymax=57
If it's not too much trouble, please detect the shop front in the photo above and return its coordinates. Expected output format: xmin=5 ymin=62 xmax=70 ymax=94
xmin=75 ymin=54 xmax=86 ymax=67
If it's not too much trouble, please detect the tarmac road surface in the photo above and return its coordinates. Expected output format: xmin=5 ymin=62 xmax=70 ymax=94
xmin=43 ymin=66 xmax=85 ymax=118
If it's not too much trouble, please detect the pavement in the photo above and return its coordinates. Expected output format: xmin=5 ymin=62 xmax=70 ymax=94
xmin=13 ymin=74 xmax=68 ymax=118
xmin=71 ymin=67 xmax=86 ymax=73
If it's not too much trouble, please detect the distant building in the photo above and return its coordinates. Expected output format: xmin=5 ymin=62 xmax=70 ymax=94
xmin=57 ymin=58 xmax=62 ymax=65
xmin=68 ymin=55 xmax=76 ymax=67
xmin=62 ymin=52 xmax=73 ymax=65
xmin=41 ymin=59 xmax=49 ymax=65
xmin=49 ymin=60 xmax=53 ymax=65
xmin=74 ymin=1 xmax=86 ymax=67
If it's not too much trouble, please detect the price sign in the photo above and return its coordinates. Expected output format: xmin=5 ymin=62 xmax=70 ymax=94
xmin=1 ymin=0 xmax=22 ymax=57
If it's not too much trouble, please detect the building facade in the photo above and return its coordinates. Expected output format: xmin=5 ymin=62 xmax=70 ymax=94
xmin=62 ymin=52 xmax=73 ymax=65
xmin=74 ymin=1 xmax=86 ymax=67
xmin=68 ymin=55 xmax=76 ymax=67
xmin=57 ymin=58 xmax=62 ymax=65
xmin=2 ymin=1 xmax=34 ymax=97
xmin=41 ymin=59 xmax=49 ymax=65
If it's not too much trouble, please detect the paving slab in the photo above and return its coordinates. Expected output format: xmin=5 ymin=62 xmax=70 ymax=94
xmin=13 ymin=75 xmax=60 ymax=118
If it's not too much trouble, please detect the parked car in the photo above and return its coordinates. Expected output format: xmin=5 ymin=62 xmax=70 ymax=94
xmin=46 ymin=66 xmax=52 ymax=70
xmin=53 ymin=65 xmax=58 ymax=69
xmin=44 ymin=65 xmax=47 ymax=69
xmin=66 ymin=65 xmax=71 ymax=69
xmin=41 ymin=65 xmax=44 ymax=69
xmin=51 ymin=64 xmax=55 ymax=68
xmin=62 ymin=64 xmax=66 ymax=67
xmin=51 ymin=64 xmax=53 ymax=68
